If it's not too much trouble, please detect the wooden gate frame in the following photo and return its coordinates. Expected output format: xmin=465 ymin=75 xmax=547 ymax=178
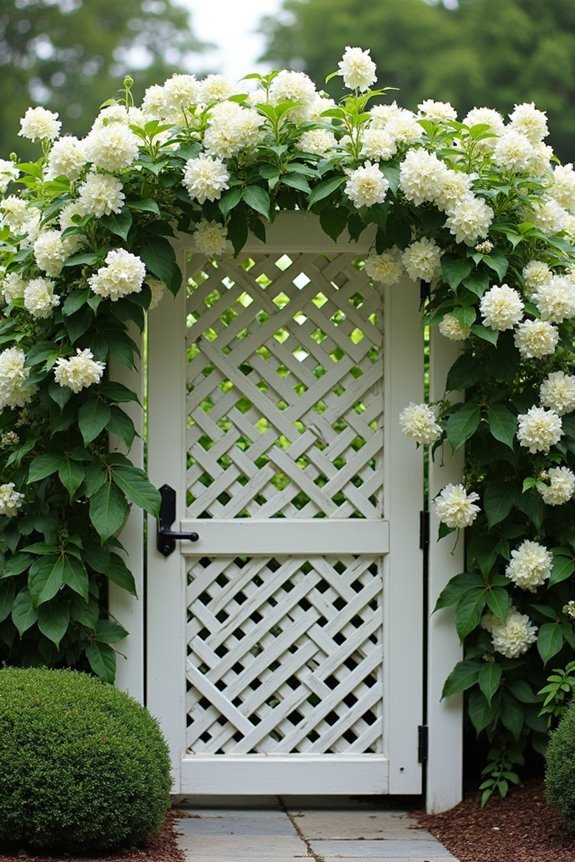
xmin=109 ymin=212 xmax=463 ymax=813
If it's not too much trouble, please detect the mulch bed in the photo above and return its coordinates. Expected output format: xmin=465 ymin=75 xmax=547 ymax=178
xmin=418 ymin=776 xmax=574 ymax=862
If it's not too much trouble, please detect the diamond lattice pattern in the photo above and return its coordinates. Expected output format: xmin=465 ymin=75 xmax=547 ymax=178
xmin=186 ymin=554 xmax=383 ymax=754
xmin=185 ymin=252 xmax=384 ymax=519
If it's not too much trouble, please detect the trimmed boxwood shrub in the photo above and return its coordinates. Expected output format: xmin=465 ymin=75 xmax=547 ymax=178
xmin=546 ymin=698 xmax=575 ymax=829
xmin=0 ymin=667 xmax=171 ymax=853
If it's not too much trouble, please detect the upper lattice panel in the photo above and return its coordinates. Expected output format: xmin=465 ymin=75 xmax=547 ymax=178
xmin=185 ymin=252 xmax=384 ymax=520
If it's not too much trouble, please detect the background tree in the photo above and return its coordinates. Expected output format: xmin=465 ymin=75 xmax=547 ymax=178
xmin=259 ymin=0 xmax=575 ymax=160
xmin=0 ymin=0 xmax=210 ymax=158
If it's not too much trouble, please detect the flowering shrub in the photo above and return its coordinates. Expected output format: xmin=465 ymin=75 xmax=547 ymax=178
xmin=1 ymin=49 xmax=575 ymax=785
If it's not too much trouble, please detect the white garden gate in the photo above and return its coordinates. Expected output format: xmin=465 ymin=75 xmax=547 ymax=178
xmin=143 ymin=213 xmax=428 ymax=796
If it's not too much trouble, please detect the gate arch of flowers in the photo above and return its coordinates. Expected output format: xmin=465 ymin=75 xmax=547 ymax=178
xmin=1 ymin=47 xmax=575 ymax=793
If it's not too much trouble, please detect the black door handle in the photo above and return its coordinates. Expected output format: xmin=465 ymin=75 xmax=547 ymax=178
xmin=157 ymin=484 xmax=199 ymax=557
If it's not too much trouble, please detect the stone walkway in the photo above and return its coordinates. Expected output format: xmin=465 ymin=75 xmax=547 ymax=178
xmin=174 ymin=797 xmax=459 ymax=862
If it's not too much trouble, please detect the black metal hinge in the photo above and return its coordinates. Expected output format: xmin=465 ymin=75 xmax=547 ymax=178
xmin=419 ymin=510 xmax=430 ymax=550
xmin=418 ymin=724 xmax=429 ymax=763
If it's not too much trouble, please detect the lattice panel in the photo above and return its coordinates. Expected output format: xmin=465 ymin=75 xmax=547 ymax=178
xmin=185 ymin=252 xmax=384 ymax=519
xmin=186 ymin=555 xmax=383 ymax=755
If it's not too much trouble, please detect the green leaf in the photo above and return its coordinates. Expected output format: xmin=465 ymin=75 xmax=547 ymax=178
xmin=127 ymin=198 xmax=161 ymax=215
xmin=78 ymin=398 xmax=112 ymax=445
xmin=28 ymin=556 xmax=65 ymax=605
xmin=62 ymin=555 xmax=89 ymax=602
xmin=507 ymin=680 xmax=538 ymax=703
xmin=463 ymin=271 xmax=490 ymax=297
xmin=218 ymin=187 xmax=243 ymax=218
xmin=37 ymin=601 xmax=70 ymax=647
xmin=0 ymin=580 xmax=15 ymax=622
xmin=500 ymin=692 xmax=524 ymax=740
xmin=227 ymin=209 xmax=249 ymax=255
xmin=99 ymin=381 xmax=139 ymax=403
xmin=62 ymin=252 xmax=100 ymax=268
xmin=58 ymin=458 xmax=85 ymax=499
xmin=28 ymin=452 xmax=62 ymax=484
xmin=380 ymin=161 xmax=401 ymax=195
xmin=487 ymin=405 xmax=517 ymax=450
xmin=550 ymin=556 xmax=575 ymax=586
xmin=94 ymin=619 xmax=128 ymax=644
xmin=441 ymin=659 xmax=481 ymax=698
xmin=139 ymin=235 xmax=180 ymax=292
xmin=538 ymin=622 xmax=564 ymax=665
xmin=99 ymin=210 xmax=133 ymax=242
xmin=484 ymin=482 xmax=516 ymax=528
xmin=282 ymin=172 xmax=311 ymax=193
xmin=471 ymin=324 xmax=499 ymax=346
xmin=319 ymin=207 xmax=349 ymax=242
xmin=445 ymin=352 xmax=484 ymax=390
xmin=479 ymin=662 xmax=502 ymax=705
xmin=85 ymin=641 xmax=116 ymax=683
xmin=69 ymin=595 xmax=99 ymax=629
xmin=111 ymin=465 xmax=161 ymax=515
xmin=455 ymin=587 xmax=487 ymax=640
xmin=486 ymin=587 xmax=511 ymax=621
xmin=307 ymin=175 xmax=346 ymax=208
xmin=89 ymin=482 xmax=129 ymax=542
xmin=483 ymin=251 xmax=509 ymax=281
xmin=446 ymin=402 xmax=481 ymax=452
xmin=1 ymin=554 xmax=32 ymax=579
xmin=434 ymin=572 xmax=483 ymax=610
xmin=441 ymin=256 xmax=474 ymax=290
xmin=468 ymin=688 xmax=496 ymax=734
xmin=107 ymin=553 xmax=137 ymax=596
xmin=12 ymin=588 xmax=38 ymax=635
xmin=48 ymin=379 xmax=72 ymax=409
xmin=242 ymin=185 xmax=271 ymax=219
xmin=107 ymin=405 xmax=136 ymax=449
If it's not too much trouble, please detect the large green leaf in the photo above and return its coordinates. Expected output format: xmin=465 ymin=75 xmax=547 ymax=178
xmin=500 ymin=692 xmax=524 ymax=740
xmin=307 ymin=175 xmax=346 ymax=208
xmin=479 ymin=662 xmax=502 ymax=705
xmin=441 ymin=255 xmax=474 ymax=290
xmin=468 ymin=688 xmax=497 ymax=734
xmin=455 ymin=587 xmax=487 ymax=640
xmin=0 ymin=580 xmax=15 ymax=622
xmin=111 ymin=465 xmax=161 ymax=515
xmin=319 ymin=206 xmax=349 ymax=242
xmin=86 ymin=641 xmax=116 ymax=683
xmin=485 ymin=586 xmax=511 ymax=621
xmin=89 ymin=482 xmax=129 ymax=542
xmin=242 ymin=185 xmax=271 ymax=219
xmin=434 ymin=572 xmax=483 ymax=611
xmin=69 ymin=595 xmax=99 ymax=629
xmin=446 ymin=402 xmax=481 ymax=452
xmin=484 ymin=482 xmax=516 ymax=528
xmin=139 ymin=235 xmax=181 ymax=293
xmin=37 ymin=601 xmax=70 ymax=647
xmin=28 ymin=452 xmax=63 ymax=484
xmin=94 ymin=619 xmax=129 ymax=643
xmin=106 ymin=405 xmax=136 ymax=449
xmin=62 ymin=555 xmax=89 ymax=602
xmin=549 ymin=556 xmax=575 ymax=586
xmin=441 ymin=659 xmax=481 ymax=698
xmin=58 ymin=458 xmax=85 ymax=499
xmin=106 ymin=553 xmax=137 ymax=596
xmin=218 ymin=187 xmax=243 ymax=217
xmin=78 ymin=398 xmax=111 ymax=445
xmin=100 ymin=210 xmax=133 ymax=242
xmin=445 ymin=352 xmax=484 ymax=391
xmin=12 ymin=588 xmax=38 ymax=635
xmin=28 ymin=556 xmax=65 ymax=605
xmin=537 ymin=622 xmax=564 ymax=665
xmin=487 ymin=405 xmax=517 ymax=450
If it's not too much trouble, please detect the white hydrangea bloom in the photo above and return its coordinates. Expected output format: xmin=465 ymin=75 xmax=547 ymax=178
xmin=522 ymin=260 xmax=551 ymax=298
xmin=493 ymin=129 xmax=536 ymax=173
xmin=182 ymin=155 xmax=230 ymax=204
xmin=193 ymin=220 xmax=231 ymax=257
xmin=204 ymin=102 xmax=265 ymax=159
xmin=540 ymin=371 xmax=575 ymax=415
xmin=90 ymin=104 xmax=145 ymax=130
xmin=269 ymin=70 xmax=317 ymax=106
xmin=399 ymin=149 xmax=448 ymax=206
xmin=58 ymin=202 xmax=88 ymax=254
xmin=529 ymin=141 xmax=554 ymax=176
xmin=1 ymin=273 xmax=26 ymax=303
xmin=23 ymin=277 xmax=60 ymax=318
xmin=337 ymin=46 xmax=377 ymax=91
xmin=369 ymin=102 xmax=403 ymax=128
xmin=0 ymin=159 xmax=20 ymax=193
xmin=479 ymin=284 xmax=524 ymax=330
xmin=141 ymin=83 xmax=170 ymax=121
xmin=162 ymin=74 xmax=200 ymax=115
xmin=434 ymin=483 xmax=480 ymax=529
xmin=53 ymin=348 xmax=106 ymax=393
xmin=399 ymin=402 xmax=442 ymax=445
xmin=45 ymin=136 xmax=86 ymax=181
xmin=298 ymin=129 xmax=337 ymax=156
xmin=303 ymin=94 xmax=337 ymax=123
xmin=475 ymin=240 xmax=494 ymax=254
xmin=506 ymin=540 xmax=552 ymax=592
xmin=345 ymin=162 xmax=389 ymax=208
xmin=509 ymin=102 xmax=549 ymax=143
xmin=360 ymin=128 xmax=397 ymax=161
xmin=89 ymin=249 xmax=146 ymax=301
xmin=434 ymin=169 xmax=474 ymax=213
xmin=532 ymin=275 xmax=575 ymax=323
xmin=364 ymin=248 xmax=404 ymax=285
xmin=0 ymin=195 xmax=30 ymax=233
xmin=491 ymin=608 xmax=538 ymax=658
xmin=438 ymin=313 xmax=471 ymax=341
xmin=198 ymin=74 xmax=236 ymax=103
xmin=385 ymin=110 xmax=424 ymax=145
xmin=18 ymin=106 xmax=61 ymax=141
xmin=514 ymin=319 xmax=559 ymax=359
xmin=0 ymin=483 xmax=25 ymax=517
xmin=529 ymin=196 xmax=569 ymax=236
xmin=402 ymin=237 xmax=442 ymax=282
xmin=33 ymin=230 xmax=67 ymax=277
xmin=539 ymin=466 xmax=575 ymax=506
xmin=444 ymin=194 xmax=494 ymax=246
xmin=418 ymin=99 xmax=457 ymax=123
xmin=77 ymin=172 xmax=125 ymax=218
xmin=549 ymin=163 xmax=575 ymax=211
xmin=84 ymin=124 xmax=140 ymax=172
xmin=463 ymin=107 xmax=505 ymax=137
xmin=516 ymin=405 xmax=563 ymax=453
xmin=0 ymin=347 xmax=34 ymax=409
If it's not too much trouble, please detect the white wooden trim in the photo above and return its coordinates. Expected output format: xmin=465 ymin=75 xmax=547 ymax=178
xmin=178 ymin=520 xmax=389 ymax=555
xmin=108 ymin=323 xmax=145 ymax=703
xmin=382 ymin=276 xmax=424 ymax=794
xmin=426 ymin=327 xmax=464 ymax=813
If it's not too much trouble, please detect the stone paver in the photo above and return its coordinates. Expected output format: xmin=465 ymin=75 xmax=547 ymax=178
xmin=174 ymin=801 xmax=460 ymax=862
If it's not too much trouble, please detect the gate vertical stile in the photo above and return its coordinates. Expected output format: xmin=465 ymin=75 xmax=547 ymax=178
xmin=146 ymin=213 xmax=424 ymax=797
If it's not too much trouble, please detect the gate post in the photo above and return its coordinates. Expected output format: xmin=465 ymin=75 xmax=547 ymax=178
xmin=426 ymin=327 xmax=464 ymax=812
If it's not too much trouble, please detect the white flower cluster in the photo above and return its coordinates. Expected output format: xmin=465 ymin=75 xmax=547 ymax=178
xmin=193 ymin=220 xmax=231 ymax=257
xmin=337 ymin=46 xmax=377 ymax=91
xmin=532 ymin=274 xmax=575 ymax=323
xmin=83 ymin=124 xmax=140 ymax=172
xmin=540 ymin=371 xmax=575 ymax=415
xmin=364 ymin=248 xmax=403 ymax=285
xmin=89 ymin=249 xmax=146 ymax=301
xmin=299 ymin=129 xmax=338 ymax=156
xmin=479 ymin=284 xmax=523 ymax=331
xmin=23 ymin=277 xmax=60 ymax=318
xmin=78 ymin=172 xmax=125 ymax=217
xmin=182 ymin=155 xmax=230 ymax=204
xmin=434 ymin=483 xmax=480 ymax=529
xmin=19 ymin=107 xmax=61 ymax=141
xmin=539 ymin=466 xmax=575 ymax=506
xmin=1 ymin=272 xmax=26 ymax=303
xmin=45 ymin=136 xmax=86 ymax=182
xmin=0 ymin=482 xmax=25 ymax=516
xmin=0 ymin=347 xmax=34 ymax=410
xmin=33 ymin=230 xmax=67 ymax=277
xmin=514 ymin=320 xmax=558 ymax=359
xmin=0 ymin=159 xmax=19 ymax=194
xmin=438 ymin=313 xmax=471 ymax=341
xmin=490 ymin=608 xmax=538 ymax=659
xmin=203 ymin=101 xmax=265 ymax=159
xmin=402 ymin=237 xmax=443 ymax=282
xmin=505 ymin=539 xmax=553 ymax=592
xmin=399 ymin=402 xmax=442 ymax=445
xmin=516 ymin=405 xmax=563 ymax=454
xmin=54 ymin=349 xmax=106 ymax=393
xmin=345 ymin=162 xmax=389 ymax=208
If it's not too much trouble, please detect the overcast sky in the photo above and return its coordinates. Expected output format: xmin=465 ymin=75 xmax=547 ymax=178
xmin=176 ymin=0 xmax=284 ymax=82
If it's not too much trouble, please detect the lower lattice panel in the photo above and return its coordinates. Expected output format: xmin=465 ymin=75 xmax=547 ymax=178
xmin=185 ymin=554 xmax=383 ymax=755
